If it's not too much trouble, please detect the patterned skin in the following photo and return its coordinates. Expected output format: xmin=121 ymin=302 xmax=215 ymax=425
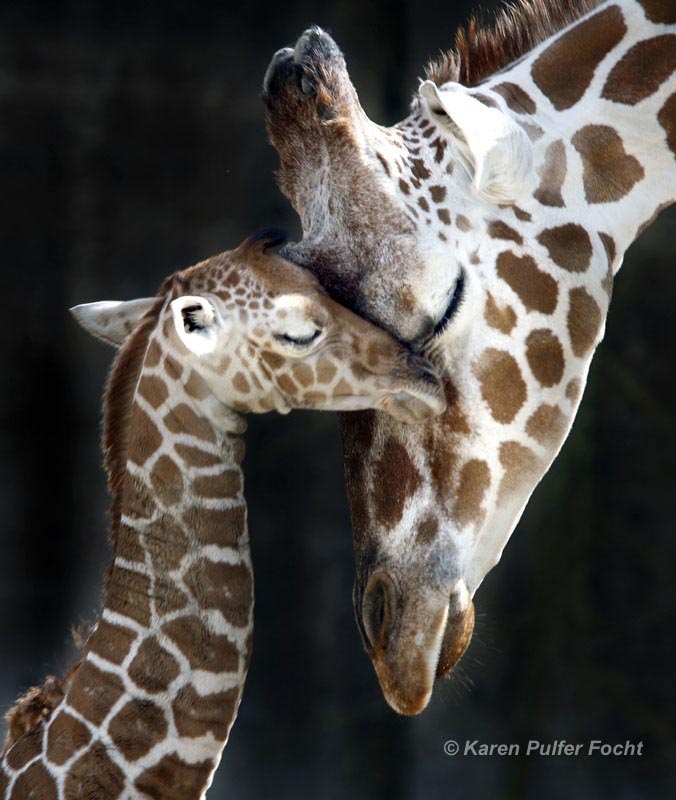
xmin=263 ymin=1 xmax=676 ymax=714
xmin=0 ymin=231 xmax=444 ymax=799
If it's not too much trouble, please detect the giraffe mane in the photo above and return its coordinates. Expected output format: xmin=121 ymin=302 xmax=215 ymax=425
xmin=425 ymin=0 xmax=606 ymax=87
xmin=103 ymin=276 xmax=174 ymax=547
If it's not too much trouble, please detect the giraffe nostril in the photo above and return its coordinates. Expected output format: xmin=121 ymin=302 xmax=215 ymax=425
xmin=362 ymin=572 xmax=397 ymax=650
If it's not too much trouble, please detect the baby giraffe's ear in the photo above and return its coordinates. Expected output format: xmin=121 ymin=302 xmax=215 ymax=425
xmin=170 ymin=295 xmax=226 ymax=356
xmin=419 ymin=80 xmax=534 ymax=204
xmin=70 ymin=298 xmax=156 ymax=348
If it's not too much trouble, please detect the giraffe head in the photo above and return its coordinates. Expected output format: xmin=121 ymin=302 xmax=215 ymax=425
xmin=264 ymin=16 xmax=621 ymax=714
xmin=72 ymin=229 xmax=446 ymax=425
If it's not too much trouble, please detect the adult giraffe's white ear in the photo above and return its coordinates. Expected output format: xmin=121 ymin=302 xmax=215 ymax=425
xmin=171 ymin=295 xmax=225 ymax=356
xmin=70 ymin=298 xmax=156 ymax=348
xmin=419 ymin=80 xmax=534 ymax=204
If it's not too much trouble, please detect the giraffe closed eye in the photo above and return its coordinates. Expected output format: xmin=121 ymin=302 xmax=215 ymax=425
xmin=431 ymin=268 xmax=466 ymax=340
xmin=273 ymin=328 xmax=322 ymax=348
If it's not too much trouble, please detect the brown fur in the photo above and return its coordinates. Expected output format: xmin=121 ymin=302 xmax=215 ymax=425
xmin=3 ymin=677 xmax=64 ymax=754
xmin=103 ymin=279 xmax=173 ymax=551
xmin=425 ymin=0 xmax=605 ymax=87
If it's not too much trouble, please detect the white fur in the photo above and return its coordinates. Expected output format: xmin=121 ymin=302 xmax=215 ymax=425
xmin=70 ymin=298 xmax=155 ymax=347
xmin=419 ymin=80 xmax=535 ymax=204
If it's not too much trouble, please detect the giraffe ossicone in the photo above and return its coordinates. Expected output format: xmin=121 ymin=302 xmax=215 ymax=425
xmin=264 ymin=0 xmax=676 ymax=714
xmin=0 ymin=231 xmax=445 ymax=799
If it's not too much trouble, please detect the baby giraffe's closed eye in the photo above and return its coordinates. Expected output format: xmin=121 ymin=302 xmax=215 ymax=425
xmin=0 ymin=230 xmax=445 ymax=800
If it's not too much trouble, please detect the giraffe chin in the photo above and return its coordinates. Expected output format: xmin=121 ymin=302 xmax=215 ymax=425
xmin=373 ymin=601 xmax=475 ymax=716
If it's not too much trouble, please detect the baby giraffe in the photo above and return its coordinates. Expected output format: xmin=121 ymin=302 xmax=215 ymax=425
xmin=0 ymin=229 xmax=445 ymax=800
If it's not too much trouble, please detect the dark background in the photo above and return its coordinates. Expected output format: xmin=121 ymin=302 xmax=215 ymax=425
xmin=1 ymin=2 xmax=675 ymax=798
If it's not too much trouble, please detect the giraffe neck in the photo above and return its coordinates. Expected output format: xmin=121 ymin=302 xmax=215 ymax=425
xmin=1 ymin=322 xmax=254 ymax=800
xmin=479 ymin=0 xmax=676 ymax=252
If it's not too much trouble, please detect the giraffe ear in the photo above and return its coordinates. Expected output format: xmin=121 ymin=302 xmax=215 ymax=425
xmin=70 ymin=298 xmax=156 ymax=348
xmin=419 ymin=80 xmax=534 ymax=204
xmin=171 ymin=295 xmax=226 ymax=356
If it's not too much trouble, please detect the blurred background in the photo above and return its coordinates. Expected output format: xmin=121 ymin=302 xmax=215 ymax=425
xmin=1 ymin=1 xmax=675 ymax=798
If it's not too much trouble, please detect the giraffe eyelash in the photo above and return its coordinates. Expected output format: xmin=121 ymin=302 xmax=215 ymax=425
xmin=274 ymin=329 xmax=322 ymax=347
xmin=432 ymin=269 xmax=465 ymax=339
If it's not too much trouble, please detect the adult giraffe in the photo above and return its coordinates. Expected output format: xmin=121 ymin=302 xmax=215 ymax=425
xmin=0 ymin=231 xmax=444 ymax=799
xmin=263 ymin=0 xmax=676 ymax=714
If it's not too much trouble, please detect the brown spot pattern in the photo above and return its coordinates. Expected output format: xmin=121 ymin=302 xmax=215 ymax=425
xmin=658 ymin=92 xmax=676 ymax=158
xmin=498 ymin=441 xmax=541 ymax=504
xmin=534 ymin=140 xmax=567 ymax=207
xmin=496 ymin=251 xmax=558 ymax=314
xmin=150 ymin=455 xmax=183 ymax=506
xmin=183 ymin=559 xmax=253 ymax=627
xmin=525 ymin=329 xmax=565 ymax=387
xmin=145 ymin=339 xmax=162 ymax=368
xmin=566 ymin=378 xmax=582 ymax=403
xmin=164 ymin=403 xmax=216 ymax=442
xmin=453 ymin=460 xmax=491 ymax=527
xmin=568 ymin=288 xmax=602 ymax=357
xmin=108 ymin=699 xmax=167 ymax=761
xmin=106 ymin=566 xmax=151 ymax=626
xmin=430 ymin=185 xmax=446 ymax=203
xmin=599 ymin=232 xmax=616 ymax=297
xmin=373 ymin=437 xmax=422 ymax=529
xmin=316 ymin=358 xmax=337 ymax=384
xmin=184 ymin=370 xmax=209 ymax=400
xmin=11 ymin=763 xmax=57 ymax=800
xmin=456 ymin=214 xmax=471 ymax=231
xmin=137 ymin=375 xmax=168 ymax=409
xmin=89 ymin=620 xmax=137 ymax=666
xmin=162 ymin=616 xmax=240 ymax=673
xmin=128 ymin=406 xmax=162 ymax=466
xmin=143 ymin=514 xmax=188 ymax=572
xmin=602 ymin=35 xmax=676 ymax=106
xmin=572 ymin=125 xmax=644 ymax=203
xmin=164 ymin=354 xmax=182 ymax=381
xmin=129 ymin=637 xmax=180 ymax=693
xmin=182 ymin=503 xmax=246 ymax=547
xmin=488 ymin=220 xmax=523 ymax=244
xmin=537 ymin=224 xmax=593 ymax=272
xmin=531 ymin=6 xmax=627 ymax=110
xmin=640 ymin=0 xmax=676 ymax=24
xmin=134 ymin=754 xmax=213 ymax=800
xmin=526 ymin=403 xmax=568 ymax=447
xmin=65 ymin=741 xmax=125 ymax=800
xmin=172 ymin=685 xmax=239 ymax=740
xmin=437 ymin=208 xmax=451 ymax=225
xmin=5 ymin=730 xmax=42 ymax=770
xmin=416 ymin=516 xmax=439 ymax=544
xmin=232 ymin=372 xmax=250 ymax=394
xmin=67 ymin=662 xmax=125 ymax=727
xmin=493 ymin=82 xmax=536 ymax=114
xmin=115 ymin=522 xmax=145 ymax=563
xmin=292 ymin=363 xmax=313 ymax=388
xmin=175 ymin=443 xmax=221 ymax=468
xmin=475 ymin=349 xmax=527 ymax=424
xmin=193 ymin=469 xmax=242 ymax=498
xmin=484 ymin=293 xmax=517 ymax=334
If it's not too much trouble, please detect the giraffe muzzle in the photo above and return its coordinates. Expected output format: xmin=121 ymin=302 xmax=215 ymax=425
xmin=263 ymin=27 xmax=346 ymax=115
xmin=360 ymin=574 xmax=475 ymax=715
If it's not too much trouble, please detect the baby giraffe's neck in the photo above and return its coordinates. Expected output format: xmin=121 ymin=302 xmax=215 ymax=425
xmin=1 ymin=321 xmax=253 ymax=800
